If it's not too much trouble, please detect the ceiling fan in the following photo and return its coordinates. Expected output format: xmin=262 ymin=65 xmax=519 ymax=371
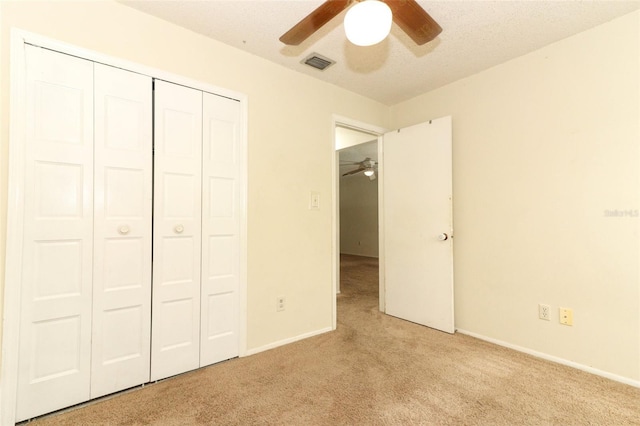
xmin=341 ymin=157 xmax=378 ymax=180
xmin=279 ymin=0 xmax=442 ymax=46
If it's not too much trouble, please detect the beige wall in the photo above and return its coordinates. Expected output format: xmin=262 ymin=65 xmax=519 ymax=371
xmin=340 ymin=174 xmax=379 ymax=258
xmin=390 ymin=11 xmax=640 ymax=382
xmin=0 ymin=1 xmax=388 ymax=355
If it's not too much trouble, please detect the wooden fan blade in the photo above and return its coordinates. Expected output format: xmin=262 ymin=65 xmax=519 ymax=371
xmin=384 ymin=0 xmax=442 ymax=45
xmin=342 ymin=167 xmax=365 ymax=177
xmin=280 ymin=0 xmax=351 ymax=46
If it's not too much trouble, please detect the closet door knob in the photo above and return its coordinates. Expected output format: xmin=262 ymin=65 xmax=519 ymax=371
xmin=437 ymin=233 xmax=449 ymax=241
xmin=118 ymin=225 xmax=130 ymax=235
xmin=174 ymin=225 xmax=184 ymax=234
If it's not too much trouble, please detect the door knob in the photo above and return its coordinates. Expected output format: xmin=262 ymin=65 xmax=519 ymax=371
xmin=174 ymin=224 xmax=184 ymax=234
xmin=118 ymin=225 xmax=130 ymax=235
xmin=437 ymin=233 xmax=448 ymax=241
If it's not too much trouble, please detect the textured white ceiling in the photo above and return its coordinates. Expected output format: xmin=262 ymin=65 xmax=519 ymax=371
xmin=121 ymin=0 xmax=640 ymax=105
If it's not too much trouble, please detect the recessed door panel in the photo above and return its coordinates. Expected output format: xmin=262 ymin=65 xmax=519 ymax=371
xmin=34 ymin=82 xmax=84 ymax=144
xmin=159 ymin=298 xmax=196 ymax=350
xmin=104 ymin=96 xmax=144 ymax=151
xmin=161 ymin=237 xmax=195 ymax=285
xmin=101 ymin=306 xmax=144 ymax=364
xmin=17 ymin=45 xmax=94 ymax=422
xmin=208 ymin=236 xmax=234 ymax=277
xmin=209 ymin=177 xmax=235 ymax=218
xmin=91 ymin=63 xmax=152 ymax=399
xmin=206 ymin=293 xmax=235 ymax=339
xmin=103 ymin=238 xmax=144 ymax=290
xmin=105 ymin=167 xmax=145 ymax=217
xmin=33 ymin=240 xmax=83 ymax=299
xmin=35 ymin=162 xmax=84 ymax=218
xmin=208 ymin=118 xmax=236 ymax=164
xmin=152 ymin=80 xmax=203 ymax=380
xmin=200 ymin=92 xmax=241 ymax=366
xmin=31 ymin=316 xmax=82 ymax=381
xmin=163 ymin=109 xmax=197 ymax=157
xmin=163 ymin=173 xmax=197 ymax=218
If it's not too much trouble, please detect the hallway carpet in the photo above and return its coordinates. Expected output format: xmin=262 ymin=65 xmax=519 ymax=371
xmin=32 ymin=254 xmax=639 ymax=425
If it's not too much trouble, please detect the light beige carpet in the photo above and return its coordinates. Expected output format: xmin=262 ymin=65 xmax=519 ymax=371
xmin=31 ymin=254 xmax=639 ymax=425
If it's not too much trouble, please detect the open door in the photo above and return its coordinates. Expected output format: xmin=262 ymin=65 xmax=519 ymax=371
xmin=382 ymin=117 xmax=454 ymax=333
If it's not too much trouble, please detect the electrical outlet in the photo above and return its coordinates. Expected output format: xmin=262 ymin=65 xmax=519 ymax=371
xmin=276 ymin=296 xmax=286 ymax=312
xmin=538 ymin=304 xmax=550 ymax=321
xmin=559 ymin=307 xmax=573 ymax=326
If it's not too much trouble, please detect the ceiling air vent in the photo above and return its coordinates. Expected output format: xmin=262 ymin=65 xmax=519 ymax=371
xmin=302 ymin=53 xmax=335 ymax=71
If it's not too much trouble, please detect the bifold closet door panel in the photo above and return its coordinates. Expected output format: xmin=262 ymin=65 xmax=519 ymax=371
xmin=151 ymin=80 xmax=203 ymax=381
xmin=17 ymin=45 xmax=94 ymax=422
xmin=91 ymin=64 xmax=153 ymax=398
xmin=201 ymin=93 xmax=241 ymax=366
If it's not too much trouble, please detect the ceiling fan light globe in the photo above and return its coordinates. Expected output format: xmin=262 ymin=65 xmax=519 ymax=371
xmin=344 ymin=0 xmax=392 ymax=47
xmin=364 ymin=169 xmax=375 ymax=177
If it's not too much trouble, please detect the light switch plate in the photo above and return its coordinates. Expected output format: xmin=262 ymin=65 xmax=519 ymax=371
xmin=309 ymin=191 xmax=320 ymax=210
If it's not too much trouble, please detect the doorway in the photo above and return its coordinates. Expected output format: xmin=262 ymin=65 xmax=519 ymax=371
xmin=338 ymin=140 xmax=379 ymax=259
xmin=332 ymin=118 xmax=386 ymax=329
xmin=331 ymin=115 xmax=454 ymax=334
xmin=338 ymin=139 xmax=379 ymax=321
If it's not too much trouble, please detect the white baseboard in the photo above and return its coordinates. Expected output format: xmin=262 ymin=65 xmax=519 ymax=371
xmin=456 ymin=329 xmax=640 ymax=388
xmin=243 ymin=326 xmax=333 ymax=357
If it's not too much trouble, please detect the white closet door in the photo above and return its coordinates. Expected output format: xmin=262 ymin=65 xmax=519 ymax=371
xmin=17 ymin=46 xmax=94 ymax=422
xmin=151 ymin=80 xmax=203 ymax=381
xmin=91 ymin=64 xmax=152 ymax=398
xmin=200 ymin=93 xmax=241 ymax=366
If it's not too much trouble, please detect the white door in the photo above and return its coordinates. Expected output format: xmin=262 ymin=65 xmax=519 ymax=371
xmin=17 ymin=45 xmax=94 ymax=421
xmin=91 ymin=64 xmax=152 ymax=397
xmin=200 ymin=93 xmax=241 ymax=366
xmin=383 ymin=117 xmax=454 ymax=333
xmin=151 ymin=80 xmax=203 ymax=380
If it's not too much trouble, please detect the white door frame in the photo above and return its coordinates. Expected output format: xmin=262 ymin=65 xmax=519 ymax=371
xmin=1 ymin=29 xmax=249 ymax=425
xmin=331 ymin=115 xmax=387 ymax=330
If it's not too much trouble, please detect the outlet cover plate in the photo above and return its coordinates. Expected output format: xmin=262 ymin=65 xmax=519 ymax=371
xmin=539 ymin=304 xmax=550 ymax=321
xmin=559 ymin=307 xmax=573 ymax=326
